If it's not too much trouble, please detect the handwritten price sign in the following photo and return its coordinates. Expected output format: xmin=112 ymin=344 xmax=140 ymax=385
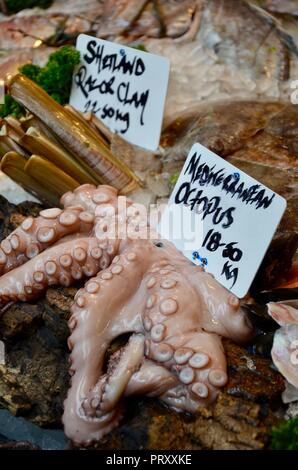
xmin=69 ymin=34 xmax=170 ymax=151
xmin=159 ymin=143 xmax=286 ymax=298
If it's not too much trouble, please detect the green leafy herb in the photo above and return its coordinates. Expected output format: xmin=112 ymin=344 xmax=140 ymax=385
xmin=0 ymin=94 xmax=25 ymax=119
xmin=169 ymin=172 xmax=180 ymax=187
xmin=268 ymin=46 xmax=278 ymax=54
xmin=20 ymin=63 xmax=40 ymax=82
xmin=132 ymin=44 xmax=148 ymax=52
xmin=20 ymin=46 xmax=81 ymax=105
xmin=1 ymin=46 xmax=80 ymax=118
xmin=270 ymin=417 xmax=298 ymax=450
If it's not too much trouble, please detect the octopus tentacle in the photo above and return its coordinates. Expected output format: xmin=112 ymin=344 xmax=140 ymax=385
xmin=0 ymin=207 xmax=89 ymax=276
xmin=63 ymin=249 xmax=149 ymax=444
xmin=63 ymin=403 xmax=123 ymax=447
xmin=168 ymin=330 xmax=228 ymax=409
xmin=160 ymin=353 xmax=227 ymax=413
xmin=0 ymin=237 xmax=109 ymax=309
xmin=143 ymin=259 xmax=252 ymax=344
xmin=99 ymin=334 xmax=145 ymax=413
xmin=61 ymin=184 xmax=119 ymax=214
xmin=141 ymin=264 xmax=228 ymax=406
xmin=83 ymin=334 xmax=145 ymax=417
xmin=125 ymin=359 xmax=180 ymax=397
xmin=66 ymin=249 xmax=147 ymax=389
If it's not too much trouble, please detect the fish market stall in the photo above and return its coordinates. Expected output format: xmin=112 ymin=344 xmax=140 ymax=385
xmin=0 ymin=0 xmax=297 ymax=454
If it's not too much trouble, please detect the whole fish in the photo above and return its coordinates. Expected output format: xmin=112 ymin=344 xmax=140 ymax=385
xmin=143 ymin=0 xmax=298 ymax=116
xmin=1 ymin=0 xmax=298 ymax=113
xmin=253 ymin=1 xmax=298 ymax=16
xmin=97 ymin=0 xmax=196 ymax=39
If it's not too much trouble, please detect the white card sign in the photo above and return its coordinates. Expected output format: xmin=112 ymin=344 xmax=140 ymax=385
xmin=69 ymin=34 xmax=170 ymax=151
xmin=159 ymin=143 xmax=287 ymax=298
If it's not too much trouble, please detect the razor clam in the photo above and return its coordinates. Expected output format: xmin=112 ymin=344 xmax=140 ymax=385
xmin=0 ymin=151 xmax=59 ymax=206
xmin=19 ymin=127 xmax=98 ymax=185
xmin=1 ymin=117 xmax=97 ymax=192
xmin=25 ymin=154 xmax=80 ymax=195
xmin=64 ymin=105 xmax=113 ymax=145
xmin=8 ymin=74 xmax=140 ymax=193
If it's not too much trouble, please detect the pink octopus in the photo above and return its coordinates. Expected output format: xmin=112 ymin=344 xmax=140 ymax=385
xmin=0 ymin=184 xmax=253 ymax=445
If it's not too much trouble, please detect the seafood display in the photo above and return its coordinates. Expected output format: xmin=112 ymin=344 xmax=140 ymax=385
xmin=108 ymin=0 xmax=298 ymax=116
xmin=0 ymin=0 xmax=297 ymax=452
xmin=1 ymin=0 xmax=298 ymax=113
xmin=0 ymin=72 xmax=140 ymax=204
xmin=0 ymin=184 xmax=253 ymax=445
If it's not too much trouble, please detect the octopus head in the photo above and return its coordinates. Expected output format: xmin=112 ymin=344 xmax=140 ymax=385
xmin=151 ymin=239 xmax=194 ymax=268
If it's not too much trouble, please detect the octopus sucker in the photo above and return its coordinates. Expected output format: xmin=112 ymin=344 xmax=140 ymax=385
xmin=149 ymin=342 xmax=174 ymax=363
xmin=208 ymin=369 xmax=228 ymax=387
xmin=60 ymin=254 xmax=73 ymax=268
xmin=146 ymin=276 xmax=156 ymax=289
xmin=179 ymin=367 xmax=195 ymax=385
xmin=0 ymin=249 xmax=7 ymax=265
xmin=1 ymin=239 xmax=12 ymax=255
xmin=160 ymin=298 xmax=178 ymax=315
xmin=68 ymin=316 xmax=77 ymax=331
xmin=111 ymin=264 xmax=123 ymax=275
xmin=59 ymin=211 xmax=79 ymax=227
xmin=192 ymin=382 xmax=209 ymax=399
xmin=151 ymin=323 xmax=166 ymax=342
xmin=33 ymin=271 xmax=45 ymax=283
xmin=73 ymin=247 xmax=87 ymax=263
xmin=79 ymin=212 xmax=95 ymax=224
xmin=45 ymin=261 xmax=57 ymax=276
xmin=21 ymin=217 xmax=34 ymax=232
xmin=76 ymin=295 xmax=86 ymax=308
xmin=174 ymin=348 xmax=194 ymax=365
xmin=161 ymin=278 xmax=177 ymax=289
xmin=86 ymin=281 xmax=100 ymax=294
xmin=90 ymin=247 xmax=102 ymax=260
xmin=189 ymin=352 xmax=209 ymax=369
xmin=143 ymin=317 xmax=152 ymax=331
xmin=40 ymin=208 xmax=63 ymax=220
xmin=100 ymin=271 xmax=112 ymax=281
xmin=146 ymin=294 xmax=156 ymax=309
xmin=0 ymin=184 xmax=254 ymax=444
xmin=37 ymin=226 xmax=56 ymax=244
xmin=10 ymin=234 xmax=20 ymax=250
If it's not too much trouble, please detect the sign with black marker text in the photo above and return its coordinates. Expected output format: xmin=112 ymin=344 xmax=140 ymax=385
xmin=70 ymin=34 xmax=170 ymax=150
xmin=159 ymin=143 xmax=287 ymax=298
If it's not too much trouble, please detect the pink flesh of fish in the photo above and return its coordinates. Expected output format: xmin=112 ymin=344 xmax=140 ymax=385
xmin=268 ymin=303 xmax=298 ymax=389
